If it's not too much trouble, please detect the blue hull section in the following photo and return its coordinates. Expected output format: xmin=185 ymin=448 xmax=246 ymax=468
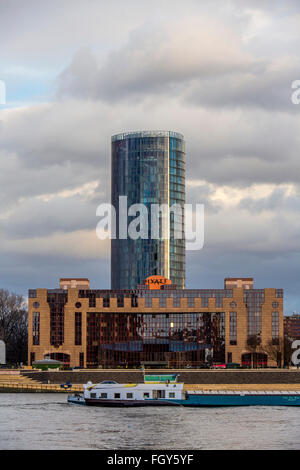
xmin=169 ymin=394 xmax=300 ymax=407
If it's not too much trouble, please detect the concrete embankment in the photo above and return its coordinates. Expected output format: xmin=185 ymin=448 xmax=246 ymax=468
xmin=1 ymin=369 xmax=300 ymax=392
xmin=0 ymin=371 xmax=83 ymax=393
xmin=19 ymin=369 xmax=300 ymax=392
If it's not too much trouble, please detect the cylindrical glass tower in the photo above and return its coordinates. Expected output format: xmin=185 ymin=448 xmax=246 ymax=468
xmin=111 ymin=130 xmax=185 ymax=289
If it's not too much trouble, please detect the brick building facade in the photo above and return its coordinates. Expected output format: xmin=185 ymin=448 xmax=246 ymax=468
xmin=284 ymin=314 xmax=300 ymax=340
xmin=28 ymin=277 xmax=283 ymax=368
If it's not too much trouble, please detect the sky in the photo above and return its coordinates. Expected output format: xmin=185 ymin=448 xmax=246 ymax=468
xmin=0 ymin=0 xmax=300 ymax=313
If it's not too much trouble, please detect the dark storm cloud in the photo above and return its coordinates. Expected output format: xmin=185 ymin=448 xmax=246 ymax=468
xmin=187 ymin=249 xmax=300 ymax=314
xmin=0 ymin=193 xmax=105 ymax=239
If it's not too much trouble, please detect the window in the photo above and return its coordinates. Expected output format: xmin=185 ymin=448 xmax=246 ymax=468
xmin=30 ymin=352 xmax=35 ymax=365
xmin=75 ymin=312 xmax=82 ymax=345
xmin=33 ymin=312 xmax=40 ymax=345
xmin=131 ymin=295 xmax=138 ymax=307
xmin=126 ymin=393 xmax=133 ymax=399
xmin=143 ymin=393 xmax=150 ymax=398
xmin=103 ymin=297 xmax=110 ymax=308
xmin=75 ymin=302 xmax=81 ymax=308
xmin=114 ymin=393 xmax=121 ymax=399
xmin=79 ymin=352 xmax=84 ymax=368
xmin=86 ymin=311 xmax=226 ymax=368
xmin=100 ymin=393 xmax=107 ymax=398
xmin=245 ymin=290 xmax=263 ymax=341
xmin=169 ymin=392 xmax=175 ymax=398
xmin=229 ymin=312 xmax=237 ymax=345
xmin=272 ymin=312 xmax=279 ymax=345
xmin=272 ymin=302 xmax=279 ymax=308
xmin=117 ymin=296 xmax=124 ymax=307
xmin=49 ymin=292 xmax=67 ymax=346
xmin=33 ymin=302 xmax=39 ymax=308
xmin=230 ymin=302 xmax=236 ymax=308
xmin=90 ymin=393 xmax=96 ymax=398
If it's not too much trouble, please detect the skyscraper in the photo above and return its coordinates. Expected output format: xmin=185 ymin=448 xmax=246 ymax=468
xmin=111 ymin=130 xmax=185 ymax=289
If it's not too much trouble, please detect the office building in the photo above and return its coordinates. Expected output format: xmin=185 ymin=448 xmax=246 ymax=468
xmin=111 ymin=131 xmax=185 ymax=289
xmin=284 ymin=313 xmax=300 ymax=340
xmin=28 ymin=277 xmax=283 ymax=369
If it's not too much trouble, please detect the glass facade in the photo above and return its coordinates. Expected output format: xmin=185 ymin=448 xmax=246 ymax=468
xmin=48 ymin=291 xmax=67 ymax=347
xmin=32 ymin=312 xmax=40 ymax=346
xmin=78 ymin=288 xmax=233 ymax=308
xmin=75 ymin=312 xmax=82 ymax=346
xmin=272 ymin=311 xmax=279 ymax=344
xmin=244 ymin=290 xmax=264 ymax=343
xmin=111 ymin=131 xmax=185 ymax=289
xmin=229 ymin=312 xmax=237 ymax=345
xmin=86 ymin=312 xmax=225 ymax=368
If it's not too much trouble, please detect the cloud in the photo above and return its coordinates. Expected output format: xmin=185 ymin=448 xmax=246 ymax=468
xmin=1 ymin=228 xmax=108 ymax=259
xmin=54 ymin=13 xmax=300 ymax=113
xmin=56 ymin=18 xmax=258 ymax=103
xmin=0 ymin=0 xmax=300 ymax=313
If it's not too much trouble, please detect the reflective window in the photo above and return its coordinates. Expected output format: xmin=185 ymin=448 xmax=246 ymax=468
xmin=111 ymin=132 xmax=185 ymax=290
xmin=33 ymin=312 xmax=40 ymax=345
xmin=272 ymin=312 xmax=279 ymax=344
xmin=86 ymin=312 xmax=225 ymax=368
xmin=75 ymin=312 xmax=82 ymax=345
xmin=229 ymin=312 xmax=237 ymax=345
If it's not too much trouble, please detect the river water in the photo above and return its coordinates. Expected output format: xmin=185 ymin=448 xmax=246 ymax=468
xmin=0 ymin=393 xmax=300 ymax=449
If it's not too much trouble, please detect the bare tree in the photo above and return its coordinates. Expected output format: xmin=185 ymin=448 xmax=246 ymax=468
xmin=0 ymin=289 xmax=28 ymax=365
xmin=263 ymin=339 xmax=283 ymax=367
xmin=246 ymin=335 xmax=263 ymax=368
xmin=283 ymin=336 xmax=294 ymax=367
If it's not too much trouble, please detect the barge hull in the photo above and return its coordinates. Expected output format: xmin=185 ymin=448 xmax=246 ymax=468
xmin=85 ymin=394 xmax=300 ymax=407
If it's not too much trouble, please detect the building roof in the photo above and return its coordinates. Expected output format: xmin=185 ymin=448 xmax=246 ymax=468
xmin=111 ymin=130 xmax=184 ymax=141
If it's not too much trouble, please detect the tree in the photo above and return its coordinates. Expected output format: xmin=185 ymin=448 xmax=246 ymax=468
xmin=283 ymin=336 xmax=294 ymax=367
xmin=246 ymin=335 xmax=263 ymax=368
xmin=263 ymin=339 xmax=284 ymax=367
xmin=0 ymin=289 xmax=28 ymax=365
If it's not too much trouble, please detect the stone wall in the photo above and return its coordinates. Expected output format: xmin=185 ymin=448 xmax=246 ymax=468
xmin=21 ymin=370 xmax=300 ymax=385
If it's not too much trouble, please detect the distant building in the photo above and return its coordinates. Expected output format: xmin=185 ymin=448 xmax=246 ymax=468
xmin=59 ymin=278 xmax=90 ymax=289
xmin=27 ymin=277 xmax=283 ymax=369
xmin=0 ymin=340 xmax=6 ymax=365
xmin=284 ymin=314 xmax=300 ymax=340
xmin=224 ymin=278 xmax=254 ymax=289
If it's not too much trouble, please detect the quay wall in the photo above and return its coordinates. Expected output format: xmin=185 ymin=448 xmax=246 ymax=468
xmin=21 ymin=370 xmax=300 ymax=385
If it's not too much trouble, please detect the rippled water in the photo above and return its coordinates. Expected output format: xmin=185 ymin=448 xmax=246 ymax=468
xmin=0 ymin=393 xmax=300 ymax=449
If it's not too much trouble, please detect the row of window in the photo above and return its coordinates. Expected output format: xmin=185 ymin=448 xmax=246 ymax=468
xmin=272 ymin=311 xmax=279 ymax=344
xmin=90 ymin=391 xmax=176 ymax=399
xmin=85 ymin=297 xmax=239 ymax=308
xmin=31 ymin=310 xmax=281 ymax=349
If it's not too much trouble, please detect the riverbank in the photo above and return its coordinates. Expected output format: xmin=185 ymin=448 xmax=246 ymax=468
xmin=0 ymin=369 xmax=299 ymax=393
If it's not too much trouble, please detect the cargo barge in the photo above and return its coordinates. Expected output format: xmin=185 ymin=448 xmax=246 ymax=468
xmin=67 ymin=374 xmax=300 ymax=407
